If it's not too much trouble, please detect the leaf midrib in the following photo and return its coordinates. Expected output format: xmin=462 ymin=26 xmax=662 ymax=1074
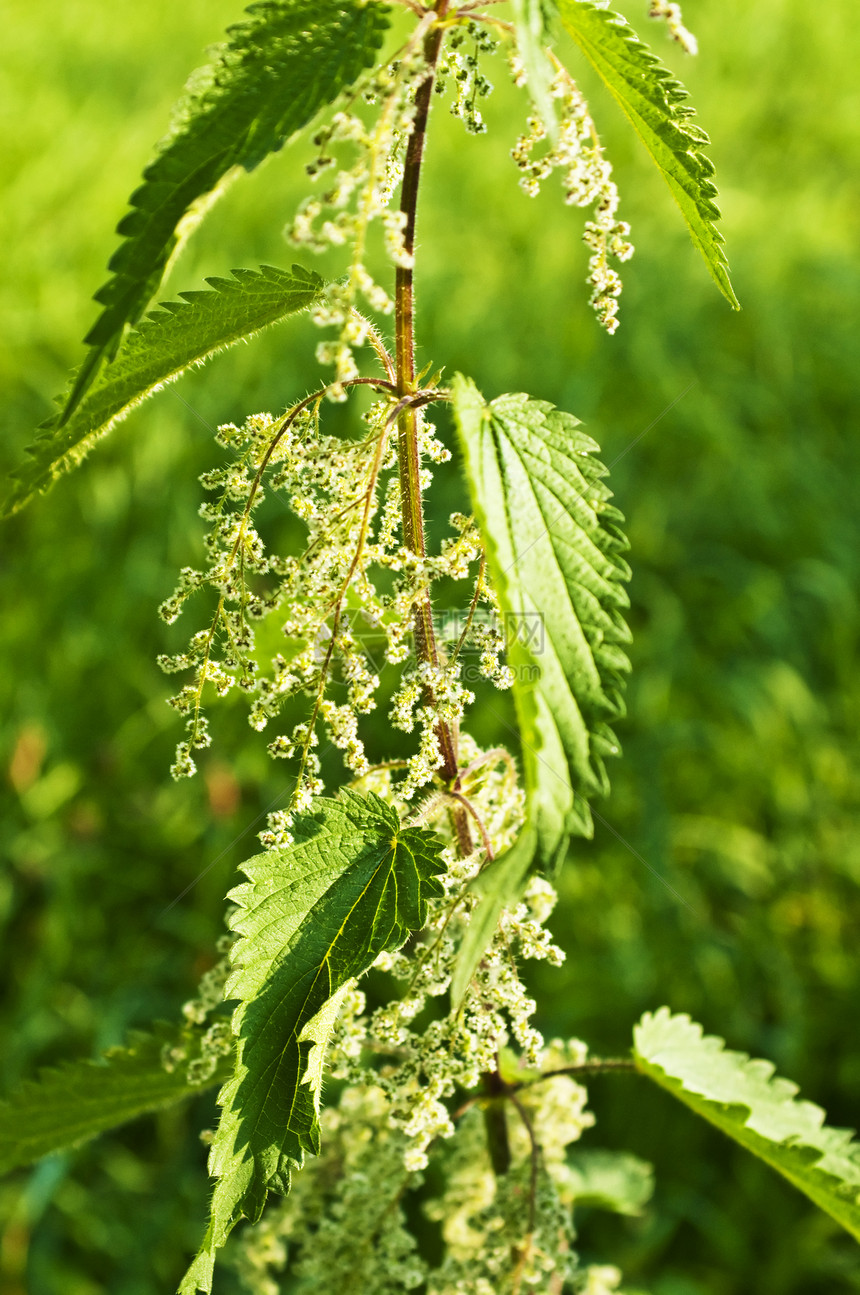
xmin=239 ymin=834 xmax=401 ymax=1153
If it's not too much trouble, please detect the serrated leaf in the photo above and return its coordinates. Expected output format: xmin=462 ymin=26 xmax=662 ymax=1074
xmin=567 ymin=1148 xmax=654 ymax=1216
xmin=3 ymin=264 xmax=324 ymax=519
xmin=181 ymin=790 xmax=445 ymax=1294
xmin=556 ymin=0 xmax=739 ymax=309
xmin=61 ymin=0 xmax=390 ymax=422
xmin=511 ymin=0 xmax=559 ymax=142
xmin=450 ymin=377 xmax=630 ymax=1001
xmin=0 ymin=1022 xmax=232 ymax=1176
xmin=634 ymin=1008 xmax=860 ymax=1241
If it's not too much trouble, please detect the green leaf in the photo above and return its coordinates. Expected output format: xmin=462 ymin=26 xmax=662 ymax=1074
xmin=634 ymin=1008 xmax=860 ymax=1241
xmin=61 ymin=0 xmax=390 ymax=422
xmin=0 ymin=1022 xmax=233 ymax=1177
xmin=511 ymin=0 xmax=559 ymax=142
xmin=450 ymin=377 xmax=630 ymax=1000
xmin=555 ymin=0 xmax=739 ymax=309
xmin=449 ymin=826 xmax=538 ymax=1007
xmin=451 ymin=377 xmax=630 ymax=863
xmin=567 ymin=1148 xmax=654 ymax=1216
xmin=181 ymin=790 xmax=445 ymax=1294
xmin=4 ymin=264 xmax=324 ymax=519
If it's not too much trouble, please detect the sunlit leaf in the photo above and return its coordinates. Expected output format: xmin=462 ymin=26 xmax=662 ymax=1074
xmin=556 ymin=0 xmax=739 ymax=308
xmin=181 ymin=790 xmax=445 ymax=1294
xmin=635 ymin=1008 xmax=860 ymax=1241
xmin=450 ymin=377 xmax=630 ymax=1000
xmin=4 ymin=264 xmax=323 ymax=517
xmin=60 ymin=0 xmax=389 ymax=421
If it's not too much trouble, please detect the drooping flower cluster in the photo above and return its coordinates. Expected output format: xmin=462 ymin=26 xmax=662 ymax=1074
xmin=157 ymin=396 xmax=521 ymax=841
xmin=434 ymin=20 xmax=498 ymax=136
xmin=366 ymin=859 xmax=568 ymax=1172
xmin=285 ymin=18 xmax=503 ymax=397
xmin=160 ymin=932 xmax=236 ymax=1087
xmin=285 ymin=33 xmax=434 ymax=396
xmin=158 ymin=400 xmax=386 ymax=793
xmin=510 ymin=67 xmax=634 ymax=333
xmin=648 ymin=0 xmax=699 ymax=56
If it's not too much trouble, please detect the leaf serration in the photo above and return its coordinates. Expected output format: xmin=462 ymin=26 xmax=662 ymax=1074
xmin=60 ymin=0 xmax=390 ymax=422
xmin=0 ymin=1021 xmax=233 ymax=1177
xmin=556 ymin=0 xmax=739 ymax=308
xmin=635 ymin=1008 xmax=860 ymax=1241
xmin=4 ymin=264 xmax=324 ymax=517
xmin=181 ymin=790 xmax=446 ymax=1294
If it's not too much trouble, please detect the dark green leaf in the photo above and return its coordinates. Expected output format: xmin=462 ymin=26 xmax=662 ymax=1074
xmin=181 ymin=790 xmax=445 ymax=1294
xmin=0 ymin=1022 xmax=233 ymax=1177
xmin=4 ymin=264 xmax=324 ymax=518
xmin=61 ymin=0 xmax=390 ymax=421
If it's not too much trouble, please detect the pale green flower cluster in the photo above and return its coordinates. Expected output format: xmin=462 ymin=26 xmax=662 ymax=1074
xmin=511 ymin=68 xmax=634 ymax=333
xmin=180 ymin=933 xmax=234 ymax=1026
xmin=434 ymin=21 xmax=498 ymax=136
xmin=288 ymin=19 xmax=498 ymax=390
xmin=286 ymin=36 xmax=433 ymax=395
xmin=160 ymin=933 xmax=236 ymax=1086
xmin=648 ymin=0 xmax=698 ymax=56
xmin=157 ymin=398 xmax=519 ymax=841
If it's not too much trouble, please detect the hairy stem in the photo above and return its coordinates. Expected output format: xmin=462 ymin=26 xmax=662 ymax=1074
xmin=395 ymin=3 xmax=471 ymax=855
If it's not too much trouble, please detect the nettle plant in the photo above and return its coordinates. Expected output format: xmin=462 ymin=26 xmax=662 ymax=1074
xmin=4 ymin=1 xmax=860 ymax=1291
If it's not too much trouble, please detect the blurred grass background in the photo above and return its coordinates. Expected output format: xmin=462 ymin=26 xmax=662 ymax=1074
xmin=1 ymin=0 xmax=858 ymax=1291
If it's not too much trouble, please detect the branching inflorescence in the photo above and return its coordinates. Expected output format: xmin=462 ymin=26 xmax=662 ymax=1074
xmin=157 ymin=0 xmax=645 ymax=825
xmin=7 ymin=3 xmax=852 ymax=1291
xmin=148 ymin=5 xmax=701 ymax=1290
xmin=16 ymin=3 xmax=833 ymax=1294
